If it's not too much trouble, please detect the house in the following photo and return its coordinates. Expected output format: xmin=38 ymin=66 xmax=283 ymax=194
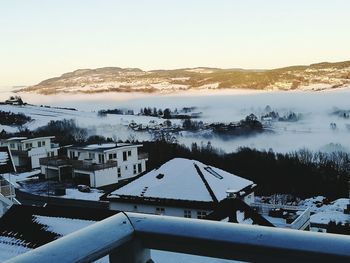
xmin=0 ymin=146 xmax=18 ymax=217
xmin=40 ymin=143 xmax=148 ymax=187
xmin=0 ymin=136 xmax=59 ymax=170
xmin=106 ymin=158 xmax=256 ymax=219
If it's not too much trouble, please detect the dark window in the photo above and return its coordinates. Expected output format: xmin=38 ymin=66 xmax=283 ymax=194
xmin=184 ymin=210 xmax=192 ymax=218
xmin=128 ymin=150 xmax=132 ymax=156
xmin=138 ymin=163 xmax=142 ymax=173
xmin=123 ymin=151 xmax=127 ymax=161
xmin=155 ymin=207 xmax=165 ymax=215
xmin=197 ymin=211 xmax=207 ymax=219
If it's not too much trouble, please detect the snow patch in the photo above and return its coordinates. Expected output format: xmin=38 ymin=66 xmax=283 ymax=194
xmin=32 ymin=215 xmax=96 ymax=236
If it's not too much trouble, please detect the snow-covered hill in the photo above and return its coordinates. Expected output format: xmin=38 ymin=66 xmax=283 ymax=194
xmin=20 ymin=60 xmax=350 ymax=95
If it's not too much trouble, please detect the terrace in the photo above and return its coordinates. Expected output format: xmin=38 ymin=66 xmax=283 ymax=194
xmin=251 ymin=203 xmax=310 ymax=230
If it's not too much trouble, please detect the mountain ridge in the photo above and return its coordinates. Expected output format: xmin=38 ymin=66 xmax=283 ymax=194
xmin=20 ymin=60 xmax=350 ymax=95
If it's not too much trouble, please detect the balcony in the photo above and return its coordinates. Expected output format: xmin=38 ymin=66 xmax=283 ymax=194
xmin=251 ymin=203 xmax=310 ymax=230
xmin=5 ymin=212 xmax=350 ymax=263
xmin=9 ymin=149 xmax=28 ymax=157
xmin=138 ymin=152 xmax=148 ymax=160
xmin=39 ymin=156 xmax=71 ymax=167
xmin=72 ymin=160 xmax=118 ymax=172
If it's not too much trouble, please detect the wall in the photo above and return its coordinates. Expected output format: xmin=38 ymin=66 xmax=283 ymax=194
xmin=93 ymin=167 xmax=119 ymax=187
xmin=109 ymin=202 xmax=212 ymax=219
xmin=243 ymin=192 xmax=254 ymax=205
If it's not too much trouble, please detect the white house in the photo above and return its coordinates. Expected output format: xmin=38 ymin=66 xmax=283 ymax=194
xmin=40 ymin=143 xmax=148 ymax=187
xmin=0 ymin=136 xmax=59 ymax=170
xmin=107 ymin=158 xmax=256 ymax=219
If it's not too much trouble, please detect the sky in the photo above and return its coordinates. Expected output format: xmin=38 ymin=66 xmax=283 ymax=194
xmin=0 ymin=0 xmax=350 ymax=87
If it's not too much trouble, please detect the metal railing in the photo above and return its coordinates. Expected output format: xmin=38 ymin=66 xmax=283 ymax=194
xmin=0 ymin=178 xmax=15 ymax=198
xmin=72 ymin=160 xmax=118 ymax=172
xmin=138 ymin=152 xmax=149 ymax=160
xmin=39 ymin=156 xmax=71 ymax=167
xmin=251 ymin=203 xmax=310 ymax=229
xmin=5 ymin=212 xmax=350 ymax=263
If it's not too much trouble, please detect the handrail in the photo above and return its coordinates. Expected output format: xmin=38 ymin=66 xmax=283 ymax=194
xmin=5 ymin=212 xmax=350 ymax=263
xmin=4 ymin=213 xmax=134 ymax=263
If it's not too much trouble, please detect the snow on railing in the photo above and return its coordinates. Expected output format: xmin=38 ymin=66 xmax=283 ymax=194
xmin=5 ymin=212 xmax=350 ymax=263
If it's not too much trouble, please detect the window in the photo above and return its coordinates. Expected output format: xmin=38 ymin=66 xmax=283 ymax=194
xmin=117 ymin=167 xmax=121 ymax=178
xmin=197 ymin=211 xmax=207 ymax=219
xmin=125 ymin=165 xmax=128 ymax=170
xmin=98 ymin=154 xmax=105 ymax=163
xmin=128 ymin=150 xmax=132 ymax=156
xmin=138 ymin=163 xmax=142 ymax=173
xmin=155 ymin=207 xmax=165 ymax=215
xmin=10 ymin=143 xmax=15 ymax=149
xmin=123 ymin=151 xmax=127 ymax=161
xmin=42 ymin=141 xmax=46 ymax=146
xmin=89 ymin=153 xmax=95 ymax=159
xmin=133 ymin=164 xmax=137 ymax=174
xmin=38 ymin=141 xmax=42 ymax=147
xmin=109 ymin=153 xmax=117 ymax=159
xmin=184 ymin=210 xmax=192 ymax=218
xmin=25 ymin=143 xmax=32 ymax=149
xmin=204 ymin=167 xmax=223 ymax=179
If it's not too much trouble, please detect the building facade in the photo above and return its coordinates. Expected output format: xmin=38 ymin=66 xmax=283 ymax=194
xmin=0 ymin=136 xmax=59 ymax=170
xmin=40 ymin=143 xmax=148 ymax=187
xmin=107 ymin=158 xmax=256 ymax=219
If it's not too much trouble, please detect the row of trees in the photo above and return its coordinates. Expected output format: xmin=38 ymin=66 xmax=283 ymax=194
xmin=0 ymin=111 xmax=31 ymax=126
xmin=2 ymin=119 xmax=349 ymax=200
xmin=142 ymin=140 xmax=350 ymax=199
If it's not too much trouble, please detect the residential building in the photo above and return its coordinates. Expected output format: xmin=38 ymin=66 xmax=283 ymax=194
xmin=106 ymin=158 xmax=257 ymax=219
xmin=40 ymin=143 xmax=148 ymax=187
xmin=106 ymin=158 xmax=310 ymax=229
xmin=0 ymin=136 xmax=59 ymax=170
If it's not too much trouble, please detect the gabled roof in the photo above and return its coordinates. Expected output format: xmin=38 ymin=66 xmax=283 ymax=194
xmin=108 ymin=158 xmax=254 ymax=203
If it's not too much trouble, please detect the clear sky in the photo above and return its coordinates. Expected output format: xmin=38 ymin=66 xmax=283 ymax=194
xmin=1 ymin=0 xmax=350 ymax=86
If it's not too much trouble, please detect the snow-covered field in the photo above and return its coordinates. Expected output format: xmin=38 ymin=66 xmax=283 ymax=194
xmin=2 ymin=88 xmax=350 ymax=153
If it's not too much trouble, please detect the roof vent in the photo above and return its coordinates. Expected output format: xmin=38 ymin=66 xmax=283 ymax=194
xmin=156 ymin=173 xmax=165 ymax=180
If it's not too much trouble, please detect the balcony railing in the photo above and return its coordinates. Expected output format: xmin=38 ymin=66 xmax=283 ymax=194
xmin=39 ymin=157 xmax=71 ymax=167
xmin=5 ymin=212 xmax=350 ymax=263
xmin=0 ymin=178 xmax=15 ymax=198
xmin=138 ymin=152 xmax=149 ymax=160
xmin=72 ymin=160 xmax=118 ymax=172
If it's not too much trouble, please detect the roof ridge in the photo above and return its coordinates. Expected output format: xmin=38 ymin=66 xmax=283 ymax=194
xmin=193 ymin=163 xmax=218 ymax=203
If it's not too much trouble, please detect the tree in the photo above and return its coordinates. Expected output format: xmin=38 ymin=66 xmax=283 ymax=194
xmin=163 ymin=108 xmax=171 ymax=119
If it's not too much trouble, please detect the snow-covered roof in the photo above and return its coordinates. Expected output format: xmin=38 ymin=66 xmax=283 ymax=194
xmin=109 ymin=158 xmax=254 ymax=203
xmin=69 ymin=143 xmax=142 ymax=152
xmin=83 ymin=143 xmax=118 ymax=150
xmin=4 ymin=137 xmax=28 ymax=141
xmin=3 ymin=136 xmax=55 ymax=142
